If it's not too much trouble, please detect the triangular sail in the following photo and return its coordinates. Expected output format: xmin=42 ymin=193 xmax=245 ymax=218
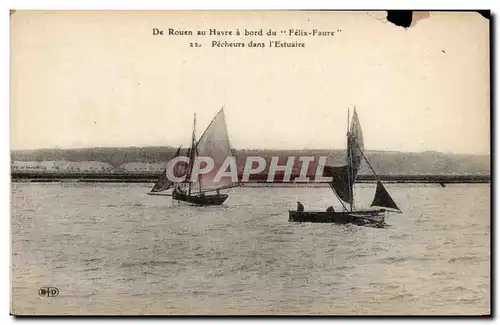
xmin=151 ymin=170 xmax=171 ymax=192
xmin=371 ymin=181 xmax=401 ymax=211
xmin=194 ymin=108 xmax=236 ymax=193
xmin=150 ymin=146 xmax=182 ymax=192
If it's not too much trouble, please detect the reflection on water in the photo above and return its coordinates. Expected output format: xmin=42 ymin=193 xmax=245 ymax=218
xmin=11 ymin=183 xmax=490 ymax=315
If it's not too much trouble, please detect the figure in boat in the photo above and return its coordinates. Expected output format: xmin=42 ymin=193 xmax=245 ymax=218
xmin=148 ymin=107 xmax=239 ymax=206
xmin=289 ymin=107 xmax=401 ymax=227
xmin=173 ymin=185 xmax=186 ymax=195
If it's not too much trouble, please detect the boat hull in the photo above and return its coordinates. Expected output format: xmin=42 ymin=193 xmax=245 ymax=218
xmin=288 ymin=209 xmax=386 ymax=227
xmin=172 ymin=191 xmax=229 ymax=206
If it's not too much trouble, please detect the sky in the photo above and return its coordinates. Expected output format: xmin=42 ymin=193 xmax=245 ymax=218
xmin=10 ymin=11 xmax=490 ymax=154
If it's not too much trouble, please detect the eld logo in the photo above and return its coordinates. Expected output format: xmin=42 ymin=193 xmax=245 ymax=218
xmin=38 ymin=287 xmax=59 ymax=298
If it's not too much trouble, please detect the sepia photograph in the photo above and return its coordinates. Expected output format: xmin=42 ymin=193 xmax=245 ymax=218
xmin=9 ymin=10 xmax=490 ymax=316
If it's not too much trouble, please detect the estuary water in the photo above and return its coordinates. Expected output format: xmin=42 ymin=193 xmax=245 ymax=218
xmin=11 ymin=182 xmax=490 ymax=315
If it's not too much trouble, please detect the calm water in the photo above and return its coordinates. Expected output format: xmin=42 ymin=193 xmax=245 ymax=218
xmin=11 ymin=182 xmax=490 ymax=315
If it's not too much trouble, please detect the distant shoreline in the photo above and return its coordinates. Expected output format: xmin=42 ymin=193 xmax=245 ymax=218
xmin=10 ymin=172 xmax=491 ymax=184
xmin=11 ymin=147 xmax=490 ymax=178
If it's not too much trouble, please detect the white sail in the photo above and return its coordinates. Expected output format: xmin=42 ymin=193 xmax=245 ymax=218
xmin=194 ymin=108 xmax=235 ymax=192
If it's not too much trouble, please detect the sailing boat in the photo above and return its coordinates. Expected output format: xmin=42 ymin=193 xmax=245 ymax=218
xmin=148 ymin=107 xmax=238 ymax=205
xmin=288 ymin=108 xmax=401 ymax=227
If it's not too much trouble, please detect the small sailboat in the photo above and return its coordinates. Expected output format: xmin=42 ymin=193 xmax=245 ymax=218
xmin=148 ymin=107 xmax=238 ymax=206
xmin=288 ymin=108 xmax=401 ymax=227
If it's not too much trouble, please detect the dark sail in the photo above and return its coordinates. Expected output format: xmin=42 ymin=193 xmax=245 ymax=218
xmin=151 ymin=169 xmax=171 ymax=192
xmin=348 ymin=108 xmax=364 ymax=180
xmin=324 ymin=165 xmax=352 ymax=203
xmin=370 ymin=181 xmax=400 ymax=211
xmin=150 ymin=146 xmax=182 ymax=192
xmin=185 ymin=146 xmax=193 ymax=182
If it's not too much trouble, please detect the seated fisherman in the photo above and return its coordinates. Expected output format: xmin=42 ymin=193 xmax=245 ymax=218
xmin=297 ymin=201 xmax=304 ymax=212
xmin=326 ymin=206 xmax=335 ymax=212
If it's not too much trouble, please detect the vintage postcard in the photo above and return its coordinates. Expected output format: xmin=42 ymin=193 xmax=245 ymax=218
xmin=10 ymin=10 xmax=490 ymax=315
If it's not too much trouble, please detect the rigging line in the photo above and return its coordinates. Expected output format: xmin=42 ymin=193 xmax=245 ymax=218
xmin=241 ymin=212 xmax=283 ymax=224
xmin=209 ymin=212 xmax=283 ymax=229
xmin=195 ymin=145 xmax=202 ymax=192
xmin=351 ymin=139 xmax=380 ymax=180
xmin=189 ymin=184 xmax=241 ymax=195
xmin=351 ymin=140 xmax=402 ymax=213
xmin=188 ymin=114 xmax=197 ymax=195
xmin=328 ymin=183 xmax=349 ymax=212
xmin=348 ymin=136 xmax=355 ymax=211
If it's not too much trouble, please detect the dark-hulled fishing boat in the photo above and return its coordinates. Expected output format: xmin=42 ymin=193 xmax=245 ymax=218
xmin=288 ymin=108 xmax=401 ymax=227
xmin=147 ymin=107 xmax=238 ymax=206
xmin=171 ymin=187 xmax=229 ymax=205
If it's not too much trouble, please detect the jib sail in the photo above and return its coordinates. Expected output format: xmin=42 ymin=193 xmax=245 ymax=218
xmin=370 ymin=181 xmax=401 ymax=211
xmin=150 ymin=146 xmax=182 ymax=192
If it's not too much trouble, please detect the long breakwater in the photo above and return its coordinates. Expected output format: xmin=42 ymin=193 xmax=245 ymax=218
xmin=10 ymin=172 xmax=490 ymax=184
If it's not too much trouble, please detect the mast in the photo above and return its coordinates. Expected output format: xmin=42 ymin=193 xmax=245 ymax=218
xmin=346 ymin=107 xmax=353 ymax=212
xmin=352 ymin=139 xmax=379 ymax=181
xmin=196 ymin=142 xmax=202 ymax=193
xmin=188 ymin=113 xmax=197 ymax=195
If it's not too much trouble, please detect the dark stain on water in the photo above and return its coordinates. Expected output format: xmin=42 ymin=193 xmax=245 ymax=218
xmin=121 ymin=260 xmax=179 ymax=268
